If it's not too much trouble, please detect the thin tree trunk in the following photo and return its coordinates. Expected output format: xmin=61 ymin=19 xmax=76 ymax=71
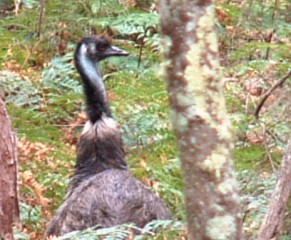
xmin=0 ymin=99 xmax=20 ymax=240
xmin=257 ymin=139 xmax=291 ymax=240
xmin=159 ymin=1 xmax=242 ymax=239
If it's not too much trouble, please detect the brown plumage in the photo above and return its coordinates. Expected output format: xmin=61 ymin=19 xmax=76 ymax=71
xmin=45 ymin=37 xmax=171 ymax=238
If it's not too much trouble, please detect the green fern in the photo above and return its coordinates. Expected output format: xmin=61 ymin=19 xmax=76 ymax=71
xmin=42 ymin=52 xmax=82 ymax=94
xmin=149 ymin=158 xmax=185 ymax=220
xmin=58 ymin=220 xmax=185 ymax=240
xmin=110 ymin=12 xmax=159 ymax=35
xmin=0 ymin=71 xmax=41 ymax=109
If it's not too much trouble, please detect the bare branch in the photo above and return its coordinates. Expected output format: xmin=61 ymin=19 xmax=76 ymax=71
xmin=255 ymin=71 xmax=291 ymax=119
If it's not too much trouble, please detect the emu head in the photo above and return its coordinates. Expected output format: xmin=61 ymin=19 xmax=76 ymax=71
xmin=79 ymin=37 xmax=129 ymax=62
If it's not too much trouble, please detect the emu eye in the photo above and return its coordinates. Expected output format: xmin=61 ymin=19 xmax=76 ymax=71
xmin=97 ymin=44 xmax=106 ymax=51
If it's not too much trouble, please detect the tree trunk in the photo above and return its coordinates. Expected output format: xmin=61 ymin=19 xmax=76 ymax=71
xmin=257 ymin=139 xmax=291 ymax=240
xmin=0 ymin=98 xmax=20 ymax=240
xmin=159 ymin=1 xmax=242 ymax=239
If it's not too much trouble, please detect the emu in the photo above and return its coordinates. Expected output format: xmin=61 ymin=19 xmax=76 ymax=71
xmin=45 ymin=36 xmax=171 ymax=238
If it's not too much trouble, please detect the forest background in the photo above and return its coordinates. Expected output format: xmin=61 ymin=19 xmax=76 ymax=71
xmin=0 ymin=0 xmax=290 ymax=239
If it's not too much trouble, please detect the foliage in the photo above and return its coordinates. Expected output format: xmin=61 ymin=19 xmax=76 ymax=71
xmin=110 ymin=12 xmax=158 ymax=35
xmin=22 ymin=0 xmax=38 ymax=8
xmin=41 ymin=52 xmax=83 ymax=122
xmin=42 ymin=52 xmax=81 ymax=94
xmin=0 ymin=71 xmax=41 ymax=109
xmin=149 ymin=158 xmax=185 ymax=220
xmin=13 ymin=230 xmax=30 ymax=240
xmin=0 ymin=0 xmax=13 ymax=9
xmin=20 ymin=202 xmax=43 ymax=229
xmin=58 ymin=220 xmax=185 ymax=240
xmin=238 ymin=170 xmax=277 ymax=237
xmin=108 ymin=70 xmax=171 ymax=147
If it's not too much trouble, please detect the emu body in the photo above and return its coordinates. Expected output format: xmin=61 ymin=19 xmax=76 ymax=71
xmin=45 ymin=37 xmax=171 ymax=238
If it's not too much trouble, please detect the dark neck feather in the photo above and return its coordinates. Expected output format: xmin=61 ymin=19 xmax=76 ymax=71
xmin=74 ymin=44 xmax=111 ymax=123
xmin=70 ymin=122 xmax=128 ymax=191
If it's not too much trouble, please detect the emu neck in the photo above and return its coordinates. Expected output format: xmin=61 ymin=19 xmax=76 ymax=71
xmin=70 ymin=116 xmax=128 ymax=191
xmin=71 ymin=44 xmax=128 ymax=191
xmin=75 ymin=45 xmax=111 ymax=123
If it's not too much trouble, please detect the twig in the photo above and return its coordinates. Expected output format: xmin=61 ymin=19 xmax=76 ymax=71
xmin=261 ymin=124 xmax=276 ymax=172
xmin=266 ymin=129 xmax=285 ymax=145
xmin=265 ymin=0 xmax=279 ymax=60
xmin=22 ymin=39 xmax=42 ymax=68
xmin=137 ymin=26 xmax=156 ymax=68
xmin=36 ymin=0 xmax=46 ymax=38
xmin=264 ymin=29 xmax=276 ymax=60
xmin=137 ymin=42 xmax=143 ymax=69
xmin=254 ymin=70 xmax=291 ymax=119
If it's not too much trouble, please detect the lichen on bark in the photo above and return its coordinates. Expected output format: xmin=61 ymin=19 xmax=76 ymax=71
xmin=160 ymin=0 xmax=242 ymax=239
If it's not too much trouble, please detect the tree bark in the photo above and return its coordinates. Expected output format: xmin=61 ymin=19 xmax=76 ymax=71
xmin=257 ymin=139 xmax=291 ymax=240
xmin=0 ymin=98 xmax=20 ymax=240
xmin=159 ymin=1 xmax=242 ymax=239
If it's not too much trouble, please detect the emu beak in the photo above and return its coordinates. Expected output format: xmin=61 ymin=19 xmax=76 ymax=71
xmin=106 ymin=45 xmax=129 ymax=57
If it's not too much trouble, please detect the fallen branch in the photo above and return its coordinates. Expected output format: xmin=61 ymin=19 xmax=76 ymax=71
xmin=254 ymin=71 xmax=291 ymax=119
